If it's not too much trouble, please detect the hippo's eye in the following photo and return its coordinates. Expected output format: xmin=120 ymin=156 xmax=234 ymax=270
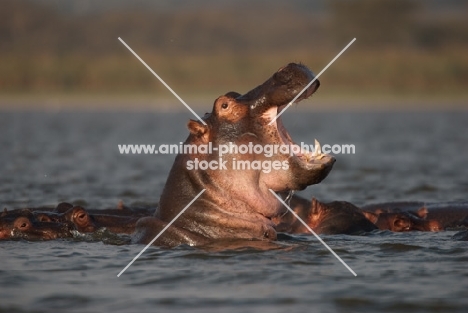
xmin=221 ymin=103 xmax=228 ymax=109
xmin=14 ymin=217 xmax=31 ymax=230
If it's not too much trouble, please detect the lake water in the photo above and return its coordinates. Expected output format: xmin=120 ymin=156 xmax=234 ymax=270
xmin=1 ymin=108 xmax=468 ymax=313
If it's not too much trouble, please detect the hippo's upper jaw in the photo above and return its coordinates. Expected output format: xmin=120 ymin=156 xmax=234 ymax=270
xmin=238 ymin=63 xmax=319 ymax=112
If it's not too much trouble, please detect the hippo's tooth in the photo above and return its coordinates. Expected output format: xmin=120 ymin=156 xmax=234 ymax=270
xmin=314 ymin=139 xmax=322 ymax=155
xmin=315 ymin=139 xmax=322 ymax=154
xmin=312 ymin=139 xmax=327 ymax=159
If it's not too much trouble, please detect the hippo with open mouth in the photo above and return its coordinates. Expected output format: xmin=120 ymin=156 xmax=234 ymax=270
xmin=132 ymin=63 xmax=336 ymax=246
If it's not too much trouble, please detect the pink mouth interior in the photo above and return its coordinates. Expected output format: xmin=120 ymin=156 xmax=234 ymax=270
xmin=262 ymin=104 xmax=319 ymax=163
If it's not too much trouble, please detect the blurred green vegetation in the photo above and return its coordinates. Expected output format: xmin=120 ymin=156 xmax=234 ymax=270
xmin=1 ymin=0 xmax=468 ymax=104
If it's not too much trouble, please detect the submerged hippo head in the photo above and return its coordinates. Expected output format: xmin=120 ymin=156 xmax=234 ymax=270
xmin=33 ymin=206 xmax=96 ymax=233
xmin=362 ymin=211 xmax=443 ymax=232
xmin=0 ymin=209 xmax=72 ymax=240
xmin=35 ymin=205 xmax=140 ymax=234
xmin=153 ymin=63 xmax=335 ymax=245
xmin=304 ymin=199 xmax=377 ymax=235
xmin=64 ymin=206 xmax=96 ymax=233
xmin=272 ymin=195 xmax=377 ymax=235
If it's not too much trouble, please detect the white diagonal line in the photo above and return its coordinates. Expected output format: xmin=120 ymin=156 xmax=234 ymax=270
xmin=118 ymin=37 xmax=207 ymax=125
xmin=269 ymin=38 xmax=356 ymax=125
xmin=269 ymin=189 xmax=357 ymax=276
xmin=117 ymin=189 xmax=206 ymax=277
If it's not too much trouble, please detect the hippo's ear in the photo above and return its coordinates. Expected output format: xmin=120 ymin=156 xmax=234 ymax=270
xmin=416 ymin=207 xmax=428 ymax=219
xmin=307 ymin=198 xmax=322 ymax=227
xmin=393 ymin=217 xmax=410 ymax=231
xmin=374 ymin=209 xmax=385 ymax=215
xmin=187 ymin=119 xmax=208 ymax=138
xmin=310 ymin=198 xmax=321 ymax=214
xmin=362 ymin=211 xmax=378 ymax=224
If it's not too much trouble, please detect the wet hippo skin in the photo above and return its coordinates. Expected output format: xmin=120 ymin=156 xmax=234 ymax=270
xmin=274 ymin=195 xmax=377 ymax=235
xmin=0 ymin=209 xmax=72 ymax=240
xmin=413 ymin=203 xmax=468 ymax=229
xmin=54 ymin=202 xmax=156 ymax=217
xmin=35 ymin=206 xmax=140 ymax=234
xmin=136 ymin=63 xmax=336 ymax=246
xmin=1 ymin=205 xmax=144 ymax=239
xmin=361 ymin=201 xmax=468 ymax=230
xmin=361 ymin=211 xmax=443 ymax=232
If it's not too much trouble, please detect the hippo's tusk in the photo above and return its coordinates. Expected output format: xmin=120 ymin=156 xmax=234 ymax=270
xmin=311 ymin=139 xmax=327 ymax=160
xmin=314 ymin=139 xmax=322 ymax=155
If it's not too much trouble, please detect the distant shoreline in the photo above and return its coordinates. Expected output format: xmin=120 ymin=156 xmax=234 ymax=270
xmin=0 ymin=94 xmax=467 ymax=112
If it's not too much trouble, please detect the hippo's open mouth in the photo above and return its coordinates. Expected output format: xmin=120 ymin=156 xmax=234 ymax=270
xmin=237 ymin=62 xmax=334 ymax=171
xmin=228 ymin=62 xmax=336 ymax=192
xmin=263 ymin=100 xmax=332 ymax=167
